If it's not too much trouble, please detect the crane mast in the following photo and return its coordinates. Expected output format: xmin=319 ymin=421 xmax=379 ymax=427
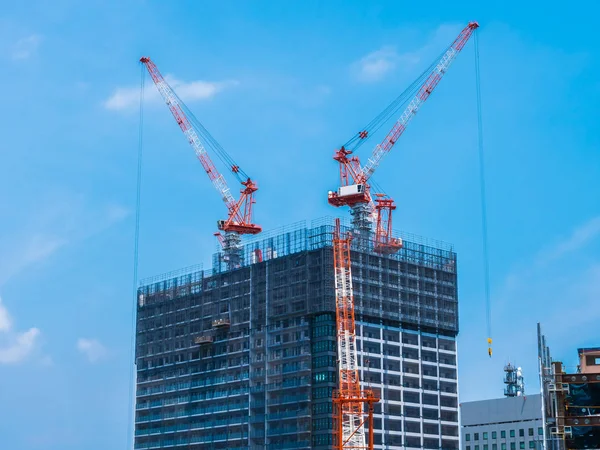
xmin=328 ymin=22 xmax=479 ymax=236
xmin=140 ymin=57 xmax=261 ymax=268
xmin=332 ymin=218 xmax=378 ymax=449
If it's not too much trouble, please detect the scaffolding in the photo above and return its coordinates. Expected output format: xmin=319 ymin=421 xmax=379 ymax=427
xmin=538 ymin=323 xmax=600 ymax=450
xmin=139 ymin=217 xmax=458 ymax=335
xmin=134 ymin=217 xmax=459 ymax=450
xmin=212 ymin=216 xmax=455 ymax=274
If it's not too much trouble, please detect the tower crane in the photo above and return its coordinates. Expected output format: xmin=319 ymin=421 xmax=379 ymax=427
xmin=328 ymin=22 xmax=479 ymax=251
xmin=330 ymin=23 xmax=479 ymax=450
xmin=140 ymin=57 xmax=261 ymax=268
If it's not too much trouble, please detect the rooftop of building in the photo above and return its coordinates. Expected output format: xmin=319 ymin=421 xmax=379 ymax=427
xmin=140 ymin=216 xmax=457 ymax=287
xmin=578 ymin=347 xmax=600 ymax=354
xmin=578 ymin=347 xmax=600 ymax=374
xmin=460 ymin=394 xmax=542 ymax=427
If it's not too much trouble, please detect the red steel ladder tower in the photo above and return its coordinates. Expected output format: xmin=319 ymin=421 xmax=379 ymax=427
xmin=332 ymin=218 xmax=378 ymax=449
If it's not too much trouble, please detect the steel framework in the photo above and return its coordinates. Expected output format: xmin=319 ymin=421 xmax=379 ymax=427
xmin=332 ymin=218 xmax=379 ymax=449
xmin=373 ymin=194 xmax=403 ymax=254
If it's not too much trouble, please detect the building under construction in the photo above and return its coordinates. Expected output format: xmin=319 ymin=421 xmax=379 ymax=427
xmin=538 ymin=324 xmax=600 ymax=449
xmin=134 ymin=218 xmax=460 ymax=449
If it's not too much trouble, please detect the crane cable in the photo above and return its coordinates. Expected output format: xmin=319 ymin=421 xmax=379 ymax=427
xmin=126 ymin=63 xmax=145 ymax=450
xmin=171 ymin=87 xmax=250 ymax=183
xmin=343 ymin=46 xmax=450 ymax=154
xmin=474 ymin=30 xmax=493 ymax=357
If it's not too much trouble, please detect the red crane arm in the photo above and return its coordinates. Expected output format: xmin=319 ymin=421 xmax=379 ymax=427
xmin=360 ymin=22 xmax=479 ymax=181
xmin=140 ymin=57 xmax=260 ymax=235
xmin=330 ymin=22 xmax=478 ymax=199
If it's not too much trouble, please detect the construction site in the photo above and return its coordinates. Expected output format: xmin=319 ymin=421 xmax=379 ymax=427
xmin=134 ymin=22 xmax=478 ymax=450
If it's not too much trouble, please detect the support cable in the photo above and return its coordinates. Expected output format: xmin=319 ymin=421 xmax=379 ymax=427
xmin=343 ymin=47 xmax=449 ymax=154
xmin=126 ymin=63 xmax=145 ymax=449
xmin=474 ymin=30 xmax=493 ymax=357
xmin=173 ymin=89 xmax=249 ymax=183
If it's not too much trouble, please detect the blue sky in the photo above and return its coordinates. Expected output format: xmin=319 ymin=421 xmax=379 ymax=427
xmin=0 ymin=1 xmax=598 ymax=448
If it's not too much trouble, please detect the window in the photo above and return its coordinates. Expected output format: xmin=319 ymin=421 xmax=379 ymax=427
xmin=484 ymin=432 xmax=489 ymax=440
xmin=467 ymin=447 xmax=471 ymax=450
xmin=475 ymin=433 xmax=480 ymax=441
xmin=493 ymin=445 xmax=498 ymax=450
xmin=501 ymin=444 xmax=506 ymax=450
xmin=475 ymin=446 xmax=480 ymax=450
xmin=585 ymin=355 xmax=600 ymax=366
xmin=538 ymin=427 xmax=543 ymax=436
xmin=492 ymin=431 xmax=497 ymax=439
xmin=501 ymin=430 xmax=506 ymax=438
xmin=520 ymin=443 xmax=525 ymax=449
xmin=466 ymin=434 xmax=471 ymax=442
xmin=528 ymin=428 xmax=533 ymax=436
xmin=484 ymin=445 xmax=489 ymax=450
xmin=519 ymin=429 xmax=524 ymax=437
xmin=510 ymin=430 xmax=515 ymax=438
xmin=529 ymin=442 xmax=536 ymax=449
xmin=510 ymin=443 xmax=516 ymax=450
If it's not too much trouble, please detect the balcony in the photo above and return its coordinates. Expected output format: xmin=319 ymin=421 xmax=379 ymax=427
xmin=194 ymin=335 xmax=214 ymax=345
xmin=212 ymin=318 xmax=230 ymax=328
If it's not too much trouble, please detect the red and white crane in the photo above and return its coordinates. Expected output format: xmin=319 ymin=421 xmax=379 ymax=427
xmin=140 ymin=57 xmax=261 ymax=267
xmin=330 ymin=22 xmax=479 ymax=450
xmin=328 ymin=22 xmax=479 ymax=251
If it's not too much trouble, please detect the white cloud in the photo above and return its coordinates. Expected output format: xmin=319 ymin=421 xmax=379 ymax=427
xmin=353 ymin=46 xmax=420 ymax=83
xmin=0 ymin=297 xmax=11 ymax=331
xmin=12 ymin=34 xmax=42 ymax=60
xmin=0 ymin=328 xmax=40 ymax=364
xmin=0 ymin=195 xmax=130 ymax=286
xmin=104 ymin=75 xmax=238 ymax=111
xmin=537 ymin=215 xmax=600 ymax=264
xmin=0 ymin=297 xmax=40 ymax=364
xmin=105 ymin=203 xmax=130 ymax=223
xmin=77 ymin=338 xmax=107 ymax=363
xmin=39 ymin=355 xmax=54 ymax=367
xmin=351 ymin=23 xmax=464 ymax=83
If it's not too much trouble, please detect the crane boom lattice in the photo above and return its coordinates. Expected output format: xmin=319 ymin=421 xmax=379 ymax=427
xmin=328 ymin=22 xmax=479 ymax=236
xmin=140 ymin=57 xmax=235 ymax=206
xmin=140 ymin=57 xmax=261 ymax=268
xmin=361 ymin=22 xmax=478 ymax=180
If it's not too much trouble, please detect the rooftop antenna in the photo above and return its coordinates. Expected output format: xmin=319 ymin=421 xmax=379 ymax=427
xmin=504 ymin=363 xmax=525 ymax=397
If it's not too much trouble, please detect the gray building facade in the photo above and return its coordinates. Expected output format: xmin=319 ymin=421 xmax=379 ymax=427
xmin=134 ymin=219 xmax=460 ymax=449
xmin=461 ymin=395 xmax=544 ymax=450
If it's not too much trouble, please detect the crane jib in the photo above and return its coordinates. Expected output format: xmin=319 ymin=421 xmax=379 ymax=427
xmin=358 ymin=39 xmax=468 ymax=182
xmin=140 ymin=56 xmax=261 ymax=236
